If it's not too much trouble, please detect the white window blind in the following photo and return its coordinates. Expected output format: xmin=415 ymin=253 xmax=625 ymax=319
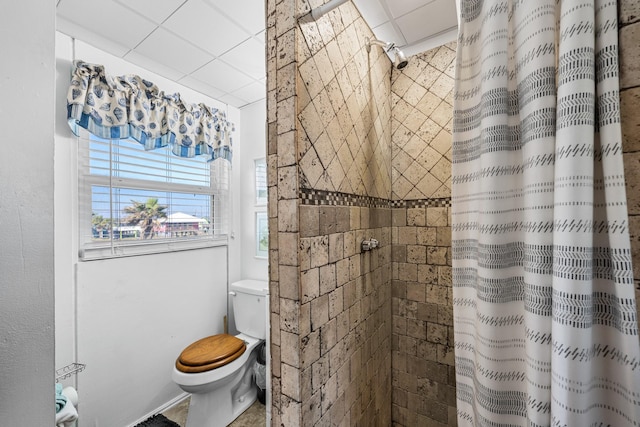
xmin=78 ymin=130 xmax=229 ymax=260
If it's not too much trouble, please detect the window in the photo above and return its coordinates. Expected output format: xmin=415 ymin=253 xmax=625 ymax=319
xmin=254 ymin=158 xmax=268 ymax=258
xmin=255 ymin=158 xmax=267 ymax=205
xmin=256 ymin=212 xmax=268 ymax=258
xmin=78 ymin=130 xmax=229 ymax=259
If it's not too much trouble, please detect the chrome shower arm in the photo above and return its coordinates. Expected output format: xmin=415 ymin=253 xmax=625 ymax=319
xmin=366 ymin=38 xmax=394 ymax=53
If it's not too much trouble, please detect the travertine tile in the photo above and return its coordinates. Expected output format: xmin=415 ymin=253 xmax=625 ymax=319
xmin=624 ymin=152 xmax=640 ymax=215
xmin=281 ymin=362 xmax=301 ymax=400
xmin=407 ymin=245 xmax=427 ymax=264
xmin=404 ymin=162 xmax=429 ymax=187
xmin=393 ymin=174 xmax=414 ymax=200
xmin=621 ymin=87 xmax=640 ymax=153
xmin=277 ymin=62 xmax=296 ymax=102
xmin=629 ymin=215 xmax=640 ymax=283
xmin=414 ymin=64 xmax=440 ymax=92
xmin=278 ymin=130 xmax=297 ymax=167
xmin=429 ymin=73 xmax=455 ymax=100
xmin=430 ymin=46 xmax=457 ymax=73
xmin=619 ymin=23 xmax=640 ymax=89
xmin=336 ymin=258 xmax=350 ymax=287
xmin=299 ymin=100 xmax=325 ymax=144
xmin=620 ymin=0 xmax=640 ymax=24
xmin=300 ymin=205 xmax=320 ymax=238
xmin=281 ymin=330 xmax=300 ymax=368
xmin=275 ymin=0 xmax=296 ymax=38
xmin=430 ymin=129 xmax=452 ymax=156
xmin=430 ymin=157 xmax=452 ymax=184
xmin=299 ymin=147 xmax=323 ymax=188
xmin=276 ymin=166 xmax=298 ymax=200
xmin=276 ymin=28 xmax=296 ymax=70
xmin=319 ymin=263 xmax=337 ymax=295
xmin=329 ymin=233 xmax=344 ymax=263
xmin=404 ymin=82 xmax=429 ymax=107
xmin=301 ymin=267 xmax=320 ymax=304
xmin=279 ymin=232 xmax=299 ymax=266
xmin=328 ymin=286 xmax=344 ymax=319
xmin=280 ymin=265 xmax=299 ymax=300
xmin=407 ymin=208 xmax=425 ymax=226
xmin=280 ymin=298 xmax=300 ymax=333
xmin=430 ymin=101 xmax=453 ymax=128
xmin=301 ymin=330 xmax=321 ymax=370
xmin=278 ymin=199 xmax=298 ymax=232
xmin=277 ymin=96 xmax=296 ymax=135
xmin=403 ymin=109 xmax=428 ymax=134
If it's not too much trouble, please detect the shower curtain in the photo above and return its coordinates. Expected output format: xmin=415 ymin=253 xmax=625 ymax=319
xmin=452 ymin=1 xmax=640 ymax=426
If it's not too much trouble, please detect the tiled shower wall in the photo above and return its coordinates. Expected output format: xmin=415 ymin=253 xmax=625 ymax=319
xmin=619 ymin=0 xmax=640 ymax=322
xmin=268 ymin=0 xmax=640 ymax=425
xmin=296 ymin=2 xmax=394 ymax=424
xmin=390 ymin=44 xmax=457 ymax=427
xmin=391 ymin=44 xmax=455 ymax=201
xmin=266 ymin=0 xmax=393 ymax=425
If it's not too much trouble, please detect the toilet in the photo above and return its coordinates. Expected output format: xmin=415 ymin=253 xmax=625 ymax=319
xmin=172 ymin=279 xmax=268 ymax=427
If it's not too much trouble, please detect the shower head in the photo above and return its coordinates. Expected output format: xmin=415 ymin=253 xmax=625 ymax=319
xmin=365 ymin=38 xmax=409 ymax=70
xmin=392 ymin=47 xmax=408 ymax=70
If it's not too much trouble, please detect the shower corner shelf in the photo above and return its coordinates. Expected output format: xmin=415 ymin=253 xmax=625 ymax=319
xmin=56 ymin=363 xmax=86 ymax=382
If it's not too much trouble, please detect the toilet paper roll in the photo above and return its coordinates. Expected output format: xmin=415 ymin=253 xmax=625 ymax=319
xmin=62 ymin=386 xmax=78 ymax=406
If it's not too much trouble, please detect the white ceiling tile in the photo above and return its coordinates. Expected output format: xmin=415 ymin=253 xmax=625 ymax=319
xmin=255 ymin=31 xmax=265 ymax=44
xmin=178 ymin=75 xmax=227 ymax=100
xmin=403 ymin=27 xmax=457 ymax=57
xmin=114 ymin=0 xmax=186 ymax=24
xmin=371 ymin=22 xmax=407 ymax=47
xmin=190 ymin=59 xmax=254 ymax=93
xmin=56 ymin=16 xmax=131 ymax=57
xmin=217 ymin=93 xmax=247 ymax=108
xmin=163 ymin=0 xmax=251 ymax=56
xmin=384 ymin=0 xmax=436 ymax=19
xmin=395 ymin=0 xmax=457 ymax=45
xmin=352 ymin=0 xmax=390 ymax=28
xmin=231 ymin=82 xmax=266 ymax=104
xmin=219 ymin=38 xmax=265 ymax=80
xmin=204 ymin=0 xmax=266 ymax=35
xmin=134 ymin=27 xmax=214 ymax=74
xmin=123 ymin=51 xmax=186 ymax=82
xmin=56 ymin=0 xmax=157 ymax=49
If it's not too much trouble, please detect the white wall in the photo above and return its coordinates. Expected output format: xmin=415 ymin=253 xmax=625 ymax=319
xmin=0 ymin=1 xmax=55 ymax=425
xmin=240 ymin=100 xmax=268 ymax=280
xmin=54 ymin=34 xmax=243 ymax=426
xmin=76 ymin=247 xmax=228 ymax=426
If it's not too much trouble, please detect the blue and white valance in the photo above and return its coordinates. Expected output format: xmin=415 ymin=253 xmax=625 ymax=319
xmin=67 ymin=60 xmax=233 ymax=162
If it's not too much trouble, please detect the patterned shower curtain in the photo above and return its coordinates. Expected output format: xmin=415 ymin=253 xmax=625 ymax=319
xmin=452 ymin=1 xmax=640 ymax=425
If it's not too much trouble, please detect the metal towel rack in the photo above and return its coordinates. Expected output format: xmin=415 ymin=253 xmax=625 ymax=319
xmin=55 ymin=363 xmax=86 ymax=382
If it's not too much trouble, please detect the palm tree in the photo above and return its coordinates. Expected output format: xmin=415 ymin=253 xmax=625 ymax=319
xmin=91 ymin=213 xmax=111 ymax=238
xmin=123 ymin=198 xmax=167 ymax=239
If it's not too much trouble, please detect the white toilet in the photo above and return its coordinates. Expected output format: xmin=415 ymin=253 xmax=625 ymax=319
xmin=172 ymin=279 xmax=268 ymax=427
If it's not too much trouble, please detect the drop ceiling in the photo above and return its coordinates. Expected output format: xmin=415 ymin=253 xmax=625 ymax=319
xmin=56 ymin=0 xmax=457 ymax=109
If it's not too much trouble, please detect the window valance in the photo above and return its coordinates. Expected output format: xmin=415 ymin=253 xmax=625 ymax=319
xmin=67 ymin=60 xmax=233 ymax=162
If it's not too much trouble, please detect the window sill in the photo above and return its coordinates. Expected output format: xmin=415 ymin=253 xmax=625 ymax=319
xmin=79 ymin=236 xmax=229 ymax=261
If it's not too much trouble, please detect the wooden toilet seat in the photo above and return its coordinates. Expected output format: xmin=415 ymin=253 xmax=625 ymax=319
xmin=175 ymin=334 xmax=246 ymax=373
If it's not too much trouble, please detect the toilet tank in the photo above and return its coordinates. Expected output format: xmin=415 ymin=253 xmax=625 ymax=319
xmin=230 ymin=280 xmax=268 ymax=339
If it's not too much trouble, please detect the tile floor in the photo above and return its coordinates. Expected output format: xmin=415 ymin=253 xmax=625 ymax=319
xmin=162 ymin=396 xmax=266 ymax=427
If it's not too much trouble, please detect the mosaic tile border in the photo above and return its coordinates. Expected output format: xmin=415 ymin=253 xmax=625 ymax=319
xmin=391 ymin=198 xmax=451 ymax=208
xmin=300 ymin=188 xmax=451 ymax=209
xmin=300 ymin=188 xmax=390 ymax=208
